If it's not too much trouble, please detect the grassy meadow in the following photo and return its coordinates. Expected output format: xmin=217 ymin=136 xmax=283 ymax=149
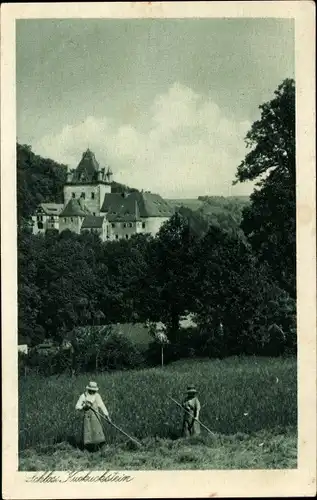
xmin=19 ymin=356 xmax=297 ymax=470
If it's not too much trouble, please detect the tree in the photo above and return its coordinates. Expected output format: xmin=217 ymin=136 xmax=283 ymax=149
xmin=148 ymin=213 xmax=198 ymax=340
xmin=234 ymin=79 xmax=296 ymax=297
xmin=193 ymin=224 xmax=255 ymax=356
xmin=36 ymin=231 xmax=100 ymax=341
xmin=18 ymin=229 xmax=45 ymax=345
xmin=97 ymin=234 xmax=152 ymax=324
xmin=193 ymin=224 xmax=296 ymax=356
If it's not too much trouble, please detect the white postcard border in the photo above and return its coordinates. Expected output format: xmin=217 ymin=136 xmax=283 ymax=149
xmin=1 ymin=2 xmax=316 ymax=498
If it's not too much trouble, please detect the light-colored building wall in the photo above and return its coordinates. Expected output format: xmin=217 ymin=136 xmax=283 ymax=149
xmin=107 ymin=221 xmax=139 ymax=241
xmin=81 ymin=220 xmax=108 ymax=240
xmin=59 ymin=215 xmax=84 ymax=234
xmin=18 ymin=344 xmax=28 ymax=355
xmin=46 ymin=216 xmax=60 ymax=231
xmin=63 ymin=183 xmax=111 ymax=215
xmin=140 ymin=217 xmax=170 ymax=236
xmin=105 ymin=217 xmax=169 ymax=241
xmin=32 ymin=214 xmax=60 ymax=234
xmin=32 ymin=215 xmax=45 ymax=235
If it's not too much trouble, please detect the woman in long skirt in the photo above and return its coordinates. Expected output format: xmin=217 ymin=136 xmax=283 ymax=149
xmin=75 ymin=381 xmax=111 ymax=451
xmin=182 ymin=385 xmax=201 ymax=437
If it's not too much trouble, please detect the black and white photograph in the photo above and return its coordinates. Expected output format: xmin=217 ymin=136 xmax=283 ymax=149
xmin=1 ymin=2 xmax=316 ymax=498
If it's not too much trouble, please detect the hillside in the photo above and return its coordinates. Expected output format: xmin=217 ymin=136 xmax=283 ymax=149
xmin=168 ymin=196 xmax=250 ymax=234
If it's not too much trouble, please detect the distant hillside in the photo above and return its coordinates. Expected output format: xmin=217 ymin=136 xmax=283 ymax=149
xmin=167 ymin=196 xmax=250 ymax=233
xmin=167 ymin=198 xmax=204 ymax=211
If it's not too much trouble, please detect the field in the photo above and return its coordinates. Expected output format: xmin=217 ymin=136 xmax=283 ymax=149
xmin=19 ymin=356 xmax=297 ymax=470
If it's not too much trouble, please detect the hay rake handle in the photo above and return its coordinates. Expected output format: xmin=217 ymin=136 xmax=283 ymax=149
xmin=91 ymin=407 xmax=143 ymax=447
xmin=168 ymin=396 xmax=216 ymax=437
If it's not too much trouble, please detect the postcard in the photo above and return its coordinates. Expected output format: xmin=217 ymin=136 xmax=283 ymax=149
xmin=1 ymin=1 xmax=316 ymax=498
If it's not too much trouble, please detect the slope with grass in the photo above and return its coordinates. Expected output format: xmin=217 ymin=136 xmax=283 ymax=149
xmin=19 ymin=356 xmax=297 ymax=470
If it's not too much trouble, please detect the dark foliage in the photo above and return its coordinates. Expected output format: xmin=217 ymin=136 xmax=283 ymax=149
xmin=234 ymin=79 xmax=296 ymax=297
xmin=17 ymin=80 xmax=296 ymax=372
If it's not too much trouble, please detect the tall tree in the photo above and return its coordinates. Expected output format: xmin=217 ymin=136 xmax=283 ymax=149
xmin=234 ymin=79 xmax=296 ymax=297
xmin=148 ymin=213 xmax=198 ymax=340
xmin=18 ymin=229 xmax=45 ymax=344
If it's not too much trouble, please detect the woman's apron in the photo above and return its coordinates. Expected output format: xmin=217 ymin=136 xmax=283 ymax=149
xmin=82 ymin=395 xmax=106 ymax=445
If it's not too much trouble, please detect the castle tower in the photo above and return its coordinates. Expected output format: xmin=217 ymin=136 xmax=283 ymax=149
xmin=106 ymin=167 xmax=113 ymax=183
xmin=63 ymin=149 xmax=113 ymax=215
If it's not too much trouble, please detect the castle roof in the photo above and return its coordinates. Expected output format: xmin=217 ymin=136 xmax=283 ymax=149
xmin=37 ymin=203 xmax=64 ymax=216
xmin=71 ymin=149 xmax=100 ymax=183
xmin=81 ymin=215 xmax=104 ymax=229
xmin=133 ymin=192 xmax=174 ymax=218
xmin=101 ymin=193 xmax=140 ymax=222
xmin=60 ymin=198 xmax=91 ymax=217
xmin=101 ymin=191 xmax=173 ymax=220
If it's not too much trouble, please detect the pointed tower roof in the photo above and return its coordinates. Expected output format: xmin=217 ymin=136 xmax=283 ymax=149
xmin=60 ymin=198 xmax=91 ymax=217
xmin=71 ymin=149 xmax=100 ymax=183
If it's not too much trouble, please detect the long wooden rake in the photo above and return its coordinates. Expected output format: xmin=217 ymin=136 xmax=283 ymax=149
xmin=90 ymin=406 xmax=143 ymax=447
xmin=168 ymin=395 xmax=216 ymax=437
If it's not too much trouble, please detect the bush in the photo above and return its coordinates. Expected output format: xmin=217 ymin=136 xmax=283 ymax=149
xmin=24 ymin=346 xmax=72 ymax=376
xmin=70 ymin=325 xmax=145 ymax=373
xmin=99 ymin=332 xmax=145 ymax=371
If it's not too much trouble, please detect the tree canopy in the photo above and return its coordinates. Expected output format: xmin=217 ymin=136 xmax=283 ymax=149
xmin=234 ymin=79 xmax=296 ymax=297
xmin=17 ymin=78 xmax=297 ymax=367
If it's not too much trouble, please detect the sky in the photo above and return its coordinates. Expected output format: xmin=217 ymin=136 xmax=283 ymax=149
xmin=16 ymin=18 xmax=294 ymax=198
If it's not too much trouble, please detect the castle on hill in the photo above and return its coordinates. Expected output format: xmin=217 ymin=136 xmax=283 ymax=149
xmin=32 ymin=149 xmax=174 ymax=241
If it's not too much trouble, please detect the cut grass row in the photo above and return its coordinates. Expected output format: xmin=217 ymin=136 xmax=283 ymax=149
xmin=19 ymin=356 xmax=297 ymax=452
xmin=20 ymin=430 xmax=297 ymax=470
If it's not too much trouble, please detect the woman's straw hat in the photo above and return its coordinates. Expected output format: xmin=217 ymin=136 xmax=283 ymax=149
xmin=86 ymin=381 xmax=99 ymax=392
xmin=186 ymin=385 xmax=197 ymax=394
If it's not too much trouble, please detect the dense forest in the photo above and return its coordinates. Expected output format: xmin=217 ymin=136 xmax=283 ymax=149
xmin=17 ymin=79 xmax=296 ymax=371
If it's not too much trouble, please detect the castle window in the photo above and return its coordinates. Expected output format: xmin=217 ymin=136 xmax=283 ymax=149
xmin=123 ymin=223 xmax=126 ymax=228
xmin=126 ymin=234 xmax=129 ymax=239
xmin=81 ymin=192 xmax=86 ymax=199
xmin=128 ymin=222 xmax=133 ymax=228
xmin=111 ymin=223 xmax=115 ymax=228
xmin=91 ymin=192 xmax=95 ymax=199
xmin=72 ymin=192 xmax=75 ymax=198
xmin=71 ymin=217 xmax=73 ymax=222
xmin=37 ymin=222 xmax=43 ymax=229
xmin=93 ymin=212 xmax=96 ymax=216
xmin=142 ymin=222 xmax=146 ymax=229
xmin=115 ymin=234 xmax=118 ymax=239
xmin=64 ymin=218 xmax=67 ymax=223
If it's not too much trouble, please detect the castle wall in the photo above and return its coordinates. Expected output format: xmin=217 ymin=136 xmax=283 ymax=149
xmin=105 ymin=217 xmax=169 ymax=241
xmin=63 ymin=183 xmax=111 ymax=215
xmin=59 ymin=215 xmax=84 ymax=234
xmin=140 ymin=217 xmax=170 ymax=236
xmin=32 ymin=215 xmax=59 ymax=234
xmin=107 ymin=221 xmax=140 ymax=241
xmin=81 ymin=220 xmax=108 ymax=240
